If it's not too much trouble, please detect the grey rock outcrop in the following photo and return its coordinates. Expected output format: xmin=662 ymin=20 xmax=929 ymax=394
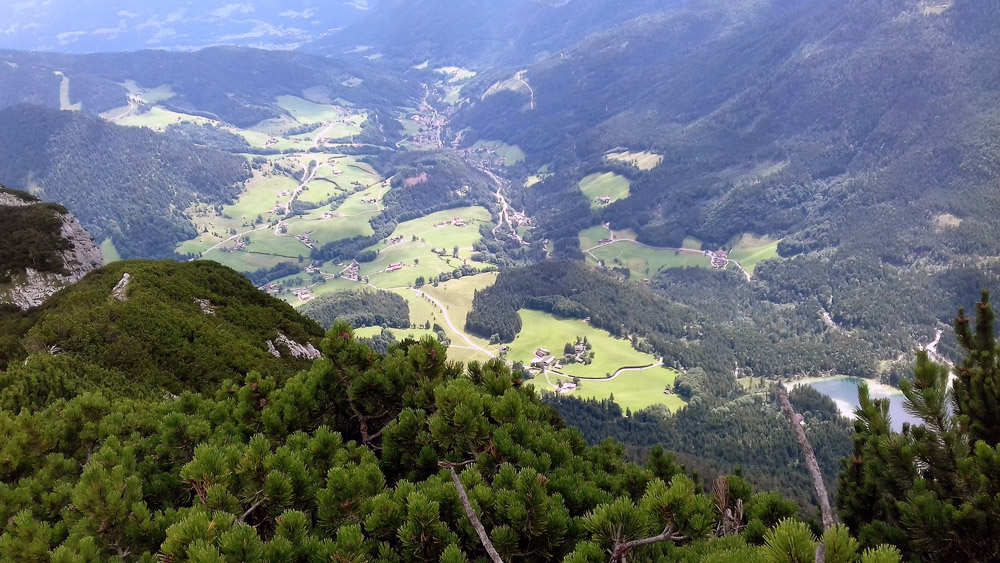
xmin=266 ymin=333 xmax=322 ymax=360
xmin=0 ymin=204 xmax=104 ymax=310
xmin=111 ymin=273 xmax=132 ymax=302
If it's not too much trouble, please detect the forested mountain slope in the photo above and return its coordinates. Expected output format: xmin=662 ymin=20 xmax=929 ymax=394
xmin=437 ymin=0 xmax=1000 ymax=383
xmin=456 ymin=0 xmax=1000 ymax=252
xmin=0 ymin=105 xmax=251 ymax=258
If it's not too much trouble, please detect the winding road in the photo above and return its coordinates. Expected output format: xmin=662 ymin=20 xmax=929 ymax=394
xmin=410 ymin=288 xmax=496 ymax=358
xmin=545 ymin=359 xmax=664 ymax=383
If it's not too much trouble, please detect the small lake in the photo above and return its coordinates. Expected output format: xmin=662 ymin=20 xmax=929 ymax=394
xmin=799 ymin=377 xmax=919 ymax=432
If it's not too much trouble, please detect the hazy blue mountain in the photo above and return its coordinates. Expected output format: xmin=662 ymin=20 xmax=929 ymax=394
xmin=0 ymin=0 xmax=380 ymax=53
xmin=303 ymin=0 xmax=680 ymax=67
xmin=0 ymin=47 xmax=416 ymax=125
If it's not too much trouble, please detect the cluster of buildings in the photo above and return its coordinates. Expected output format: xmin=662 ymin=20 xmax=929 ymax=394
xmin=459 ymin=146 xmax=509 ymax=168
xmin=529 ymin=348 xmax=560 ymax=370
xmin=554 ymin=381 xmax=578 ymax=394
xmin=295 ymin=233 xmax=315 ymax=249
xmin=408 ymin=113 xmax=445 ymax=146
xmin=708 ymin=250 xmax=729 ymax=269
xmin=508 ymin=210 xmax=530 ymax=229
xmin=342 ymin=261 xmax=360 ymax=281
xmin=221 ymin=238 xmax=246 ymax=253
xmin=434 ymin=216 xmax=467 ymax=228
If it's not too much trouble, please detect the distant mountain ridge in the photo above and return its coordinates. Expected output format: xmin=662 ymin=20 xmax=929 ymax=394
xmin=0 ymin=1 xmax=381 ymax=53
xmin=0 ymin=47 xmax=416 ymax=126
xmin=303 ymin=0 xmax=679 ymax=67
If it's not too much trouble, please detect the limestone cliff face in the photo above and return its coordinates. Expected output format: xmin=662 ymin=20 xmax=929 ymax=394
xmin=0 ymin=196 xmax=104 ymax=310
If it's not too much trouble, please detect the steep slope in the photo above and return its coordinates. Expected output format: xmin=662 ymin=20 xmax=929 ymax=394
xmin=0 ymin=187 xmax=103 ymax=310
xmin=0 ymin=260 xmax=325 ymax=399
xmin=434 ymin=0 xmax=1000 ymax=377
xmin=0 ymin=105 xmax=251 ymax=259
xmin=456 ymin=0 xmax=1000 ymax=251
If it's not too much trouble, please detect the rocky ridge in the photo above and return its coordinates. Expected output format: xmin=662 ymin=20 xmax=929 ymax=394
xmin=0 ymin=192 xmax=104 ymax=309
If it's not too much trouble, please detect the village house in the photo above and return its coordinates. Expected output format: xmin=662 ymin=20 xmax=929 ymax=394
xmin=295 ymin=234 xmax=315 ymax=249
xmin=555 ymin=381 xmax=578 ymax=394
xmin=599 ymin=195 xmax=612 ymax=204
xmin=530 ymin=355 xmax=557 ymax=368
xmin=343 ymin=261 xmax=361 ymax=281
xmin=386 ymin=262 xmax=404 ymax=272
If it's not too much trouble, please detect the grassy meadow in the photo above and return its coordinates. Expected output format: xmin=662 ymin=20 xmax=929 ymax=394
xmin=509 ymin=309 xmax=685 ymax=411
xmin=589 ymin=241 xmax=712 ymax=278
xmin=728 ymin=234 xmax=781 ymax=274
xmin=605 ymin=151 xmax=663 ymax=171
xmin=579 ymin=172 xmax=630 ymax=208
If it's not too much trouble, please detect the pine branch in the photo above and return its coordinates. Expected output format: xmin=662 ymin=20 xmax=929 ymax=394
xmin=440 ymin=461 xmax=503 ymax=563
xmin=623 ymin=525 xmax=685 ymax=549
xmin=610 ymin=524 xmax=685 ymax=563
xmin=238 ymin=497 xmax=266 ymax=524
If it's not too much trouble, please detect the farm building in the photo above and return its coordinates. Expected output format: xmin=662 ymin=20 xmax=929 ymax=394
xmin=555 ymin=381 xmax=578 ymax=394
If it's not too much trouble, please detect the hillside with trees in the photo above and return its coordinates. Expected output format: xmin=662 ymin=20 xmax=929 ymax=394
xmin=447 ymin=0 xmax=1000 ymax=373
xmin=0 ymin=105 xmax=251 ymax=258
xmin=301 ymin=289 xmax=410 ymax=330
xmin=0 ymin=260 xmax=324 ymax=400
xmin=306 ymin=0 xmax=677 ymax=67
xmin=456 ymin=0 xmax=1000 ymax=252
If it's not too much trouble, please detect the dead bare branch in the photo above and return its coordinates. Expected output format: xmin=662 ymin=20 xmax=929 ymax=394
xmin=440 ymin=462 xmax=503 ymax=563
xmin=776 ymin=385 xmax=834 ymax=563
